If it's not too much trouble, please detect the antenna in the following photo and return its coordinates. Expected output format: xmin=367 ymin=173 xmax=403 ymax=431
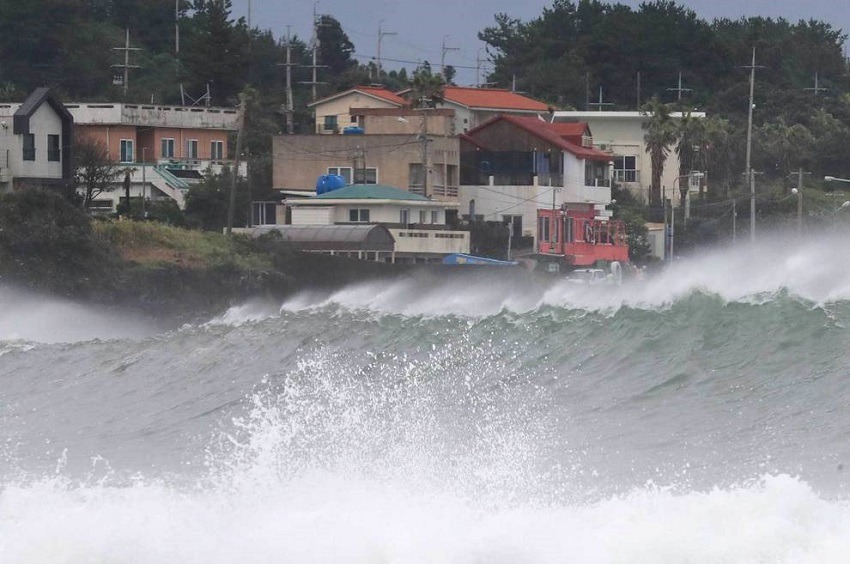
xmin=666 ymin=71 xmax=692 ymax=101
xmin=112 ymin=28 xmax=142 ymax=96
xmin=440 ymin=35 xmax=459 ymax=77
xmin=588 ymin=85 xmax=614 ymax=111
xmin=376 ymin=21 xmax=397 ymax=77
xmin=175 ymin=0 xmax=180 ymax=54
xmin=804 ymin=71 xmax=827 ymax=95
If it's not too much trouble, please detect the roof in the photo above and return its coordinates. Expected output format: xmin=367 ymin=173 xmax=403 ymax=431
xmin=466 ymin=115 xmax=612 ymax=161
xmin=314 ymin=184 xmax=431 ymax=201
xmin=250 ymin=225 xmax=394 ymax=252
xmin=308 ymin=86 xmax=408 ymax=109
xmin=442 ymin=86 xmax=551 ymax=112
xmin=552 ymin=111 xmax=706 ymax=120
xmin=13 ymin=87 xmax=74 ymax=135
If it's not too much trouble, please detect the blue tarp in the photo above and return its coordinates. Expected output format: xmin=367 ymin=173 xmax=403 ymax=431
xmin=442 ymin=254 xmax=519 ymax=267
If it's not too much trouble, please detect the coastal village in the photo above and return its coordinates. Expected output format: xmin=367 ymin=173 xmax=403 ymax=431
xmin=1 ymin=0 xmax=850 ymax=286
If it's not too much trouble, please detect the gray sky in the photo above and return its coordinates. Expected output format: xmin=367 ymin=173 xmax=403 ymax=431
xmin=231 ymin=0 xmax=850 ymax=86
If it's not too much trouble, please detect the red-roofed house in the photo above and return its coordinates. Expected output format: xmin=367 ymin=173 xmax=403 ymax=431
xmin=437 ymin=86 xmax=552 ymax=134
xmin=308 ymin=86 xmax=410 ymax=134
xmin=459 ymin=114 xmax=627 ymax=266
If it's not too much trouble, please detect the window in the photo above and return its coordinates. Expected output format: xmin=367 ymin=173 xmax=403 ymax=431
xmin=419 ymin=210 xmax=427 ymax=224
xmin=252 ymin=202 xmax=278 ymax=225
xmin=187 ymin=139 xmax=198 ymax=159
xmin=348 ymin=208 xmax=370 ymax=223
xmin=399 ymin=209 xmax=410 ymax=225
xmin=120 ymin=139 xmax=134 ymax=163
xmin=613 ymin=155 xmax=637 ymax=183
xmin=22 ymin=134 xmax=35 ymax=161
xmin=353 ymin=167 xmax=377 ymax=184
xmin=431 ymin=210 xmax=439 ymax=224
xmin=538 ymin=216 xmax=550 ymax=242
xmin=161 ymin=138 xmax=175 ymax=158
xmin=211 ymin=140 xmax=224 ymax=161
xmin=47 ymin=134 xmax=60 ymax=162
xmin=409 ymin=163 xmax=425 ymax=194
xmin=503 ymin=215 xmax=522 ymax=238
xmin=323 ymin=115 xmax=338 ymax=132
xmin=328 ymin=167 xmax=352 ymax=185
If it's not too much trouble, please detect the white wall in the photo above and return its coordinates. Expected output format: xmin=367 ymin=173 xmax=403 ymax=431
xmin=66 ymin=103 xmax=238 ymax=130
xmin=291 ymin=206 xmax=334 ymax=225
xmin=389 ymin=228 xmax=469 ymax=255
xmin=6 ymin=104 xmax=64 ymax=181
xmin=459 ymin=184 xmax=569 ymax=242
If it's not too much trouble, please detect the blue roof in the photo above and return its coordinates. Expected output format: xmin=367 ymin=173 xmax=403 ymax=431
xmin=314 ymin=184 xmax=431 ymax=201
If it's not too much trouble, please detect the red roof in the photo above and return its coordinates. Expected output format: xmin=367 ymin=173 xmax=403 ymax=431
xmin=466 ymin=115 xmax=611 ymax=161
xmin=443 ymin=86 xmax=551 ymax=112
xmin=309 ymin=86 xmax=408 ymax=108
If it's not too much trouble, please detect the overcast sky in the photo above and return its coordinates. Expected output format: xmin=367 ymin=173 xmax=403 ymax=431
xmin=231 ymin=0 xmax=850 ymax=86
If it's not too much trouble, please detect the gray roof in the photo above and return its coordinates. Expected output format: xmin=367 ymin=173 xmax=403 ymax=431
xmin=14 ymin=87 xmax=74 ymax=135
xmin=252 ymin=224 xmax=395 ymax=252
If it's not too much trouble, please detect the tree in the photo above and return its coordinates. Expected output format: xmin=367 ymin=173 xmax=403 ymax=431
xmin=642 ymin=97 xmax=677 ymax=205
xmin=317 ymin=15 xmax=355 ymax=76
xmin=184 ymin=167 xmax=249 ymax=230
xmin=75 ymin=136 xmax=124 ymax=209
xmin=410 ymin=63 xmax=445 ymax=108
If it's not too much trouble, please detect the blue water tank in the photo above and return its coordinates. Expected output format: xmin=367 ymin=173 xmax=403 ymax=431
xmin=342 ymin=126 xmax=365 ymax=135
xmin=316 ymin=174 xmax=347 ymax=195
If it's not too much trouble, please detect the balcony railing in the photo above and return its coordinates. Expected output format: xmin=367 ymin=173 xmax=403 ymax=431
xmin=613 ymin=169 xmax=640 ymax=184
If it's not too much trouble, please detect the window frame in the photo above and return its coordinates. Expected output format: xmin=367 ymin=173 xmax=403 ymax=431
xmin=161 ymin=138 xmax=175 ymax=159
xmin=210 ymin=140 xmax=224 ymax=161
xmin=186 ymin=139 xmax=199 ymax=160
xmin=119 ymin=139 xmax=134 ymax=163
xmin=47 ymin=134 xmax=60 ymax=162
xmin=348 ymin=208 xmax=370 ymax=223
xmin=22 ymin=133 xmax=36 ymax=161
xmin=328 ymin=166 xmax=353 ymax=185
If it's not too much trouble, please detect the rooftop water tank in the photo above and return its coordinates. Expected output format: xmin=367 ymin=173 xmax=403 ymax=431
xmin=316 ymin=174 xmax=346 ymax=195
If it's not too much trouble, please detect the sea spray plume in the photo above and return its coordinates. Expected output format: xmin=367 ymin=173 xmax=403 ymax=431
xmin=203 ymin=336 xmax=565 ymax=507
xmin=279 ymin=232 xmax=850 ymax=318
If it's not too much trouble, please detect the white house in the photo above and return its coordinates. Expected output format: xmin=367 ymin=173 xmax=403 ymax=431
xmin=0 ymin=88 xmax=74 ymax=193
xmin=285 ymin=183 xmax=469 ymax=263
xmin=459 ymin=114 xmax=614 ymax=247
xmin=550 ymin=111 xmax=707 ymax=205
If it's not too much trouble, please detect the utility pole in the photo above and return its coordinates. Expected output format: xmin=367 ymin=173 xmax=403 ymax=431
xmin=588 ymin=86 xmax=614 ymax=111
xmin=666 ymin=71 xmax=692 ymax=102
xmin=743 ymin=47 xmax=763 ymax=243
xmin=112 ymin=28 xmax=142 ymax=97
xmin=440 ymin=35 xmax=459 ymax=77
xmin=419 ymin=110 xmax=430 ymax=197
xmin=376 ymin=21 xmax=396 ymax=77
xmin=300 ymin=3 xmax=328 ymax=102
xmin=636 ymin=71 xmax=641 ymax=110
xmin=476 ymin=48 xmax=486 ymax=87
xmin=804 ymin=72 xmax=828 ymax=95
xmin=791 ymin=168 xmax=809 ymax=235
xmin=247 ymin=0 xmax=252 ymax=29
xmin=175 ymin=0 xmax=180 ymax=54
xmin=732 ymin=199 xmax=737 ymax=243
xmin=278 ymin=27 xmax=296 ymax=134
xmin=226 ymin=93 xmax=247 ymax=237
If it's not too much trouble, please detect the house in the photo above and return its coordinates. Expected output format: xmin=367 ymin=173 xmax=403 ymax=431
xmin=401 ymin=86 xmax=553 ymax=134
xmin=0 ymin=88 xmax=74 ymax=193
xmin=272 ymin=132 xmax=460 ymax=201
xmin=550 ymin=111 xmax=707 ymax=205
xmin=285 ymin=183 xmax=469 ymax=263
xmin=308 ymin=86 xmax=409 ymax=134
xmin=66 ymin=102 xmax=240 ymax=210
xmin=459 ymin=114 xmax=614 ymax=250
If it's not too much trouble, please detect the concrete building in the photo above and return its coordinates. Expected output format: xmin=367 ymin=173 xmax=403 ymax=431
xmin=459 ymin=115 xmax=614 ymax=247
xmin=67 ymin=102 xmax=240 ymax=210
xmin=308 ymin=86 xmax=408 ymax=134
xmin=551 ymin=111 xmax=707 ymax=205
xmin=0 ymin=88 xmax=74 ymax=193
xmin=285 ymin=184 xmax=469 ymax=263
xmin=273 ymin=133 xmax=460 ymax=201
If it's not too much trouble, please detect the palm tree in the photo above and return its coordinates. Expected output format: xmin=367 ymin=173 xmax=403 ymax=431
xmin=675 ymin=111 xmax=706 ymax=204
xmin=642 ymin=97 xmax=677 ymax=206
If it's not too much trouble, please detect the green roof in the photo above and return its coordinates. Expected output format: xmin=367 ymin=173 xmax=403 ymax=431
xmin=315 ymin=184 xmax=430 ymax=201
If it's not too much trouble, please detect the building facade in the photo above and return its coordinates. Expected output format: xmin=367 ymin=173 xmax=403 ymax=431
xmin=0 ymin=88 xmax=74 ymax=193
xmin=551 ymin=111 xmax=707 ymax=205
xmin=308 ymin=86 xmax=408 ymax=134
xmin=285 ymin=184 xmax=469 ymax=263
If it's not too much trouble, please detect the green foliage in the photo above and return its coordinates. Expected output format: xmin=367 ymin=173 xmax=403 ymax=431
xmin=0 ymin=189 xmax=118 ymax=295
xmin=642 ymin=96 xmax=677 ymax=205
xmin=183 ymin=168 xmax=249 ymax=231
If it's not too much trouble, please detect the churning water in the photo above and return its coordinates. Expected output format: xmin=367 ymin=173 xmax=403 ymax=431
xmin=2 ymin=234 xmax=850 ymax=563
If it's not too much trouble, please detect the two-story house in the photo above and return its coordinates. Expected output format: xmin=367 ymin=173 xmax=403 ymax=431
xmin=308 ymin=86 xmax=409 ymax=134
xmin=67 ymin=102 xmax=240 ymax=210
xmin=0 ymin=88 xmax=74 ymax=193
